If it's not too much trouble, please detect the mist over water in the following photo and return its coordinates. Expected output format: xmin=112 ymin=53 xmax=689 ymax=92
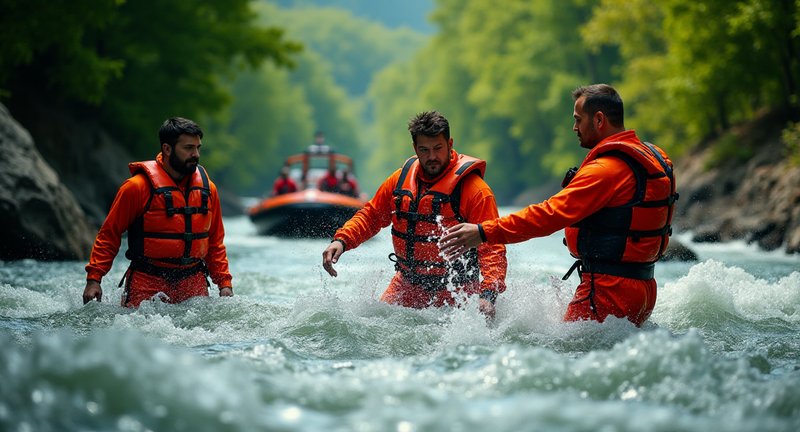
xmin=1 ymin=214 xmax=799 ymax=431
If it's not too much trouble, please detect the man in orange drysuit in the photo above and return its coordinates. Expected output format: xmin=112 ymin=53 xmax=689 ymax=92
xmin=441 ymin=84 xmax=677 ymax=326
xmin=322 ymin=111 xmax=507 ymax=318
xmin=83 ymin=117 xmax=233 ymax=307
xmin=272 ymin=165 xmax=298 ymax=196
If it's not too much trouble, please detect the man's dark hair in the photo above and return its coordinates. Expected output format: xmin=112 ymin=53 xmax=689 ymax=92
xmin=159 ymin=117 xmax=203 ymax=147
xmin=572 ymin=84 xmax=624 ymax=128
xmin=408 ymin=111 xmax=450 ymax=144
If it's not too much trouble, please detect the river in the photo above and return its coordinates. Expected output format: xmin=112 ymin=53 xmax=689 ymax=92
xmin=1 ymin=210 xmax=799 ymax=431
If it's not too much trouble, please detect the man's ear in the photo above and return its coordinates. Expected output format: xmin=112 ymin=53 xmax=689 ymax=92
xmin=594 ymin=112 xmax=605 ymax=129
xmin=161 ymin=143 xmax=171 ymax=156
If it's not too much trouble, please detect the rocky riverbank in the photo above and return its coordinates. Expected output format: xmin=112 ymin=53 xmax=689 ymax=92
xmin=0 ymin=103 xmax=94 ymax=260
xmin=673 ymin=108 xmax=800 ymax=255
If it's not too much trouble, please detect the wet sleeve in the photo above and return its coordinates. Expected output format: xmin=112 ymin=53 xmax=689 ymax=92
xmin=84 ymin=177 xmax=147 ymax=282
xmin=482 ymin=157 xmax=635 ymax=244
xmin=333 ymin=171 xmax=399 ymax=251
xmin=460 ymin=175 xmax=507 ymax=294
xmin=205 ymin=182 xmax=233 ymax=288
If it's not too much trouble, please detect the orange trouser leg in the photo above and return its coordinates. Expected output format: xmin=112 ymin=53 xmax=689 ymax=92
xmin=564 ymin=273 xmax=657 ymax=327
xmin=123 ymin=270 xmax=209 ymax=307
xmin=380 ymin=273 xmax=481 ymax=308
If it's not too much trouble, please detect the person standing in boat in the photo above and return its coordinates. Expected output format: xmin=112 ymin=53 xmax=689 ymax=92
xmin=322 ymin=111 xmax=507 ymax=318
xmin=318 ymin=160 xmax=340 ymax=193
xmin=337 ymin=167 xmax=359 ymax=198
xmin=440 ymin=84 xmax=677 ymax=327
xmin=272 ymin=165 xmax=298 ymax=196
xmin=82 ymin=117 xmax=234 ymax=307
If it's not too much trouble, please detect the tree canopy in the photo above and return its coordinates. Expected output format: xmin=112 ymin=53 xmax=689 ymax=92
xmin=0 ymin=0 xmax=300 ymax=156
xmin=368 ymin=0 xmax=799 ymax=202
xmin=2 ymin=0 xmax=797 ymax=201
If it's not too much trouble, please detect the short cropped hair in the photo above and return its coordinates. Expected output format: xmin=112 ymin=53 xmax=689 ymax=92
xmin=408 ymin=111 xmax=450 ymax=144
xmin=572 ymin=84 xmax=624 ymax=128
xmin=159 ymin=117 xmax=203 ymax=147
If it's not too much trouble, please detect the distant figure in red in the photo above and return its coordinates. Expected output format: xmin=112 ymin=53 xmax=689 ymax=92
xmin=318 ymin=161 xmax=340 ymax=192
xmin=338 ymin=167 xmax=359 ymax=197
xmin=272 ymin=165 xmax=297 ymax=196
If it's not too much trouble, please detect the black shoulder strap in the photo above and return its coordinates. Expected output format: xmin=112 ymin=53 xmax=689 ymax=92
xmin=394 ymin=157 xmax=417 ymax=194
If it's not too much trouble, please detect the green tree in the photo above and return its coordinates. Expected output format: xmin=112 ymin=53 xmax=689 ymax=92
xmin=0 ymin=0 xmax=300 ymax=157
xmin=370 ymin=0 xmax=620 ymax=202
xmin=584 ymin=0 xmax=800 ymax=152
xmin=252 ymin=2 xmax=429 ymax=192
xmin=203 ymin=51 xmax=361 ymax=195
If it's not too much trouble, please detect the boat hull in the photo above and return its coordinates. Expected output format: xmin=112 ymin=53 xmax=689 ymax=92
xmin=248 ymin=190 xmax=364 ymax=237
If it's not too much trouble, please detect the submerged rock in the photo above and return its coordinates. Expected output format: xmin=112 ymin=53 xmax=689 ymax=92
xmin=661 ymin=239 xmax=699 ymax=262
xmin=0 ymin=103 xmax=93 ymax=260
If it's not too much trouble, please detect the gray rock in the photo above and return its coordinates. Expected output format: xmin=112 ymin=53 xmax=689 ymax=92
xmin=661 ymin=239 xmax=699 ymax=262
xmin=6 ymin=98 xmax=132 ymax=228
xmin=0 ymin=103 xmax=94 ymax=260
xmin=673 ymin=110 xmax=800 ymax=255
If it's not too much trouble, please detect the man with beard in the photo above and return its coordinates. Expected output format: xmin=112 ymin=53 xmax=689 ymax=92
xmin=83 ymin=117 xmax=233 ymax=307
xmin=321 ymin=111 xmax=507 ymax=318
xmin=440 ymin=84 xmax=677 ymax=327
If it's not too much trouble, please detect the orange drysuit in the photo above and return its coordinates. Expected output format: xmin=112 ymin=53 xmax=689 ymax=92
xmin=85 ymin=153 xmax=232 ymax=307
xmin=481 ymin=131 xmax=675 ymax=326
xmin=334 ymin=150 xmax=507 ymax=308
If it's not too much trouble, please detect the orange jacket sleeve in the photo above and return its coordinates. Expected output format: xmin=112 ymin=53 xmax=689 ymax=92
xmin=482 ymin=156 xmax=636 ymax=244
xmin=85 ymin=176 xmax=149 ymax=282
xmin=459 ymin=174 xmax=508 ymax=293
xmin=205 ymin=181 xmax=233 ymax=288
xmin=333 ymin=170 xmax=400 ymax=250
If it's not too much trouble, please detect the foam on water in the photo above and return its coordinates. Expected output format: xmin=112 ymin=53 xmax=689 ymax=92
xmin=3 ymin=221 xmax=800 ymax=431
xmin=654 ymin=260 xmax=800 ymax=328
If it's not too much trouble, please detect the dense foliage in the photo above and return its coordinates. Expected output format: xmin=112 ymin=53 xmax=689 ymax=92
xmin=1 ymin=0 xmax=797 ymax=201
xmin=0 ymin=0 xmax=299 ymax=156
xmin=369 ymin=0 xmax=800 ymax=202
xmin=201 ymin=2 xmax=427 ymax=194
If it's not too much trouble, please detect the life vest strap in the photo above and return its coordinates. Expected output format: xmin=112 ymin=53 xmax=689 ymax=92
xmin=118 ymin=258 xmax=209 ymax=287
xmin=168 ymin=206 xmax=208 ymax=215
xmin=388 ymin=253 xmax=479 ymax=291
xmin=393 ymin=211 xmax=440 ymax=223
xmin=562 ymin=259 xmax=655 ymax=281
xmin=390 ymin=228 xmax=440 ymax=243
xmin=140 ymin=231 xmax=210 ymax=241
xmin=389 ymin=252 xmax=447 ymax=270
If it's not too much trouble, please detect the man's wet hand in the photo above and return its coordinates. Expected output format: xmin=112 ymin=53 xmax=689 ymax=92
xmin=479 ymin=298 xmax=496 ymax=321
xmin=83 ymin=280 xmax=102 ymax=304
xmin=322 ymin=241 xmax=344 ymax=277
xmin=219 ymin=287 xmax=233 ymax=297
xmin=439 ymin=223 xmax=482 ymax=260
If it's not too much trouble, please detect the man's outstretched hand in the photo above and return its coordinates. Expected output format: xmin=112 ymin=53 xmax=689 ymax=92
xmin=439 ymin=223 xmax=483 ymax=260
xmin=322 ymin=241 xmax=345 ymax=277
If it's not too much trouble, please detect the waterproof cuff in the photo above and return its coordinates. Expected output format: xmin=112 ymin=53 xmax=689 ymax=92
xmin=477 ymin=224 xmax=487 ymax=243
xmin=479 ymin=289 xmax=498 ymax=304
xmin=332 ymin=238 xmax=347 ymax=252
